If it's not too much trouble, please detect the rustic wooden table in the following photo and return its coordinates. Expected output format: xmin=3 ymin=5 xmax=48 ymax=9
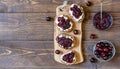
xmin=0 ymin=0 xmax=119 ymax=69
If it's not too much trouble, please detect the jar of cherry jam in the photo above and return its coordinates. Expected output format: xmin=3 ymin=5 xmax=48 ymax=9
xmin=92 ymin=11 xmax=113 ymax=30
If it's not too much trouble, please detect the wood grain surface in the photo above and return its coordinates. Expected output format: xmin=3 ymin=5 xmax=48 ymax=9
xmin=0 ymin=0 xmax=119 ymax=69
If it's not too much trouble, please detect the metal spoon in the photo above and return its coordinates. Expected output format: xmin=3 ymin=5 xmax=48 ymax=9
xmin=100 ymin=0 xmax=103 ymax=23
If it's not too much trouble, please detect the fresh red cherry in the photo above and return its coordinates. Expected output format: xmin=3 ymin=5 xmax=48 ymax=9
xmin=105 ymin=43 xmax=110 ymax=47
xmin=86 ymin=1 xmax=93 ymax=6
xmin=108 ymin=52 xmax=113 ymax=57
xmin=103 ymin=56 xmax=108 ymax=60
xmin=55 ymin=50 xmax=61 ymax=54
xmin=98 ymin=48 xmax=103 ymax=51
xmin=103 ymin=48 xmax=109 ymax=52
xmin=101 ymin=52 xmax=106 ymax=57
xmin=73 ymin=30 xmax=79 ymax=34
xmin=109 ymin=47 xmax=113 ymax=51
xmin=90 ymin=34 xmax=96 ymax=39
xmin=89 ymin=57 xmax=97 ymax=63
xmin=46 ymin=16 xmax=52 ymax=21
xmin=94 ymin=50 xmax=99 ymax=55
xmin=100 ymin=42 xmax=105 ymax=47
xmin=96 ymin=43 xmax=101 ymax=47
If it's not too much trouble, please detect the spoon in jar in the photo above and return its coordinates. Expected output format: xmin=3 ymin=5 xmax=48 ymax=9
xmin=100 ymin=0 xmax=103 ymax=23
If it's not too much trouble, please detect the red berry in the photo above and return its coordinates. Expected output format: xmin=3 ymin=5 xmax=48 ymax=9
xmin=56 ymin=36 xmax=73 ymax=49
xmin=46 ymin=16 xmax=52 ymax=21
xmin=94 ymin=50 xmax=99 ymax=55
xmin=96 ymin=43 xmax=101 ymax=47
xmin=101 ymin=52 xmax=105 ymax=57
xmin=89 ymin=57 xmax=97 ymax=63
xmin=70 ymin=4 xmax=82 ymax=19
xmin=73 ymin=30 xmax=79 ymax=34
xmin=86 ymin=1 xmax=93 ymax=6
xmin=109 ymin=47 xmax=113 ymax=51
xmin=62 ymin=52 xmax=75 ymax=63
xmin=103 ymin=48 xmax=109 ymax=52
xmin=103 ymin=56 xmax=108 ymax=60
xmin=57 ymin=16 xmax=71 ymax=30
xmin=108 ymin=52 xmax=113 ymax=57
xmin=98 ymin=48 xmax=103 ymax=51
xmin=73 ymin=5 xmax=78 ymax=9
xmin=100 ymin=42 xmax=105 ymax=47
xmin=55 ymin=50 xmax=61 ymax=54
xmin=90 ymin=34 xmax=96 ymax=39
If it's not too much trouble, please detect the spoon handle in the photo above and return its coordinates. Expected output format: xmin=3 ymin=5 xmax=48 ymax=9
xmin=100 ymin=0 xmax=103 ymax=23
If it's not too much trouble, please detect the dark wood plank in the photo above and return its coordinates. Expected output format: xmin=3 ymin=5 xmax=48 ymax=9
xmin=0 ymin=0 xmax=119 ymax=13
xmin=0 ymin=13 xmax=54 ymax=41
xmin=0 ymin=67 xmax=91 ymax=69
xmin=0 ymin=0 xmax=119 ymax=68
xmin=0 ymin=13 xmax=119 ymax=41
xmin=0 ymin=67 xmax=82 ymax=69
xmin=0 ymin=41 xmax=119 ymax=69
